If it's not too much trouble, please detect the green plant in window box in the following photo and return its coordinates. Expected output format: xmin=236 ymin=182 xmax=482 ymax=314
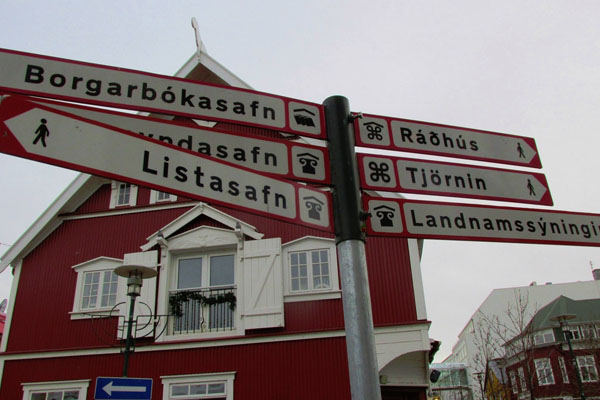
xmin=169 ymin=291 xmax=236 ymax=316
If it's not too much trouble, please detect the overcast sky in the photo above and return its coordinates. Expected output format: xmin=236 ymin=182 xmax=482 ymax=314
xmin=1 ymin=1 xmax=599 ymax=361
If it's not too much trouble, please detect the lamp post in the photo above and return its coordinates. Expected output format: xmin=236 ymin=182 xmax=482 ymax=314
xmin=114 ymin=264 xmax=157 ymax=377
xmin=550 ymin=314 xmax=586 ymax=400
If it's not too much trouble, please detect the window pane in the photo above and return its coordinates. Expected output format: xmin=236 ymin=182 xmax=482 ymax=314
xmin=178 ymin=258 xmax=203 ymax=289
xmin=64 ymin=392 xmax=79 ymax=400
xmin=31 ymin=394 xmax=46 ymax=400
xmin=210 ymin=255 xmax=234 ymax=286
xmin=117 ymin=183 xmax=131 ymax=205
xmin=207 ymin=382 xmax=226 ymax=394
xmin=171 ymin=384 xmax=188 ymax=396
xmin=48 ymin=392 xmax=62 ymax=400
xmin=82 ymin=271 xmax=100 ymax=309
xmin=190 ymin=384 xmax=207 ymax=395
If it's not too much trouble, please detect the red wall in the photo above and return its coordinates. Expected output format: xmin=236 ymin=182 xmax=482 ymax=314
xmin=1 ymin=337 xmax=351 ymax=399
xmin=6 ymin=186 xmax=419 ymax=354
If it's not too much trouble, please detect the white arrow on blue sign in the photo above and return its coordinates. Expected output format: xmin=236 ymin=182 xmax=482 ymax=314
xmin=95 ymin=377 xmax=152 ymax=400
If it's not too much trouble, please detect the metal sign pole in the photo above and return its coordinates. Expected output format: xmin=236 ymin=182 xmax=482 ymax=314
xmin=324 ymin=95 xmax=382 ymax=400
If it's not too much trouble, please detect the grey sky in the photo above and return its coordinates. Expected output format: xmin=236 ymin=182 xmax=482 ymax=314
xmin=1 ymin=0 xmax=599 ymax=360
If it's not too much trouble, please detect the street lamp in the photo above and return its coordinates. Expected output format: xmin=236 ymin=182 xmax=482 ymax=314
xmin=549 ymin=313 xmax=586 ymax=400
xmin=114 ymin=263 xmax=157 ymax=377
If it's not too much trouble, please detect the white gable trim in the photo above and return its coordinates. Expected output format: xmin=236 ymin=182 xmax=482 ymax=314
xmin=0 ymin=174 xmax=106 ymax=272
xmin=141 ymin=203 xmax=262 ymax=251
xmin=175 ymin=51 xmax=253 ymax=89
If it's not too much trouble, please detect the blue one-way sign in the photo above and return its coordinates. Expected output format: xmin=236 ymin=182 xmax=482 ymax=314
xmin=95 ymin=377 xmax=152 ymax=400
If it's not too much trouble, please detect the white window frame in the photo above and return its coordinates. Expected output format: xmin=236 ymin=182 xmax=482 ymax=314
xmin=509 ymin=370 xmax=519 ymax=394
xmin=534 ymin=358 xmax=555 ymax=386
xmin=153 ymin=227 xmax=252 ymax=342
xmin=109 ymin=181 xmax=138 ymax=208
xmin=22 ymin=379 xmax=90 ymax=400
xmin=518 ymin=366 xmax=526 ymax=391
xmin=577 ymin=355 xmax=599 ymax=382
xmin=282 ymin=236 xmax=340 ymax=302
xmin=161 ymin=372 xmax=235 ymax=400
xmin=559 ymin=356 xmax=570 ymax=383
xmin=150 ymin=190 xmax=177 ymax=204
xmin=70 ymin=257 xmax=123 ymax=320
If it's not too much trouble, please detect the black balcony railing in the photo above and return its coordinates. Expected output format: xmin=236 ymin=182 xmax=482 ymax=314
xmin=168 ymin=287 xmax=236 ymax=335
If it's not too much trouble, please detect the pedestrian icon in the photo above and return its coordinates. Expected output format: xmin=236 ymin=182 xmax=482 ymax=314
xmin=33 ymin=118 xmax=50 ymax=147
xmin=517 ymin=142 xmax=525 ymax=158
xmin=527 ymin=179 xmax=536 ymax=196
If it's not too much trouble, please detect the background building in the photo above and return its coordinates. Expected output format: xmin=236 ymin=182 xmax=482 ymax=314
xmin=442 ymin=274 xmax=600 ymax=400
xmin=503 ymin=296 xmax=600 ymax=400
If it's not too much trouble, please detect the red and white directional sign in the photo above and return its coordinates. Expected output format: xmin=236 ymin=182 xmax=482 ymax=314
xmin=0 ymin=95 xmax=333 ymax=232
xmin=27 ymin=96 xmax=330 ymax=184
xmin=0 ymin=48 xmax=325 ymax=138
xmin=364 ymin=195 xmax=600 ymax=247
xmin=354 ymin=113 xmax=541 ymax=168
xmin=357 ymin=153 xmax=552 ymax=206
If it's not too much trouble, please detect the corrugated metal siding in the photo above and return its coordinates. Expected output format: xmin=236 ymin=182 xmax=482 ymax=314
xmin=283 ymin=299 xmax=344 ymax=332
xmin=9 ymin=182 xmax=420 ymax=354
xmin=1 ymin=338 xmax=351 ymax=399
xmin=7 ymin=207 xmax=190 ymax=353
xmin=366 ymin=237 xmax=418 ymax=325
xmin=74 ymin=183 xmax=112 ymax=213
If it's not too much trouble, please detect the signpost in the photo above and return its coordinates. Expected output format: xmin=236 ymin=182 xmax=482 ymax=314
xmin=94 ymin=377 xmax=152 ymax=400
xmin=0 ymin=95 xmax=332 ymax=232
xmin=28 ymin=96 xmax=330 ymax=184
xmin=364 ymin=196 xmax=600 ymax=247
xmin=354 ymin=113 xmax=542 ymax=168
xmin=0 ymin=48 xmax=326 ymax=138
xmin=357 ymin=153 xmax=552 ymax=205
xmin=1 ymin=46 xmax=594 ymax=400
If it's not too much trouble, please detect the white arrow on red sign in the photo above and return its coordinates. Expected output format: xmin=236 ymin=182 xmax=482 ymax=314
xmin=364 ymin=195 xmax=600 ymax=247
xmin=0 ymin=48 xmax=325 ymax=138
xmin=0 ymin=95 xmax=332 ymax=232
xmin=358 ymin=153 xmax=552 ymax=206
xmin=27 ymin=96 xmax=330 ymax=185
xmin=355 ymin=113 xmax=541 ymax=168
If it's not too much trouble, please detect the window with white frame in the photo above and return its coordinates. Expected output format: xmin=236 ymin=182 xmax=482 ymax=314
xmin=282 ymin=236 xmax=339 ymax=300
xmin=577 ymin=355 xmax=599 ymax=382
xmin=71 ymin=257 xmax=122 ymax=319
xmin=170 ymin=252 xmax=236 ymax=334
xmin=559 ymin=356 xmax=570 ymax=383
xmin=518 ymin=367 xmax=526 ymax=391
xmin=109 ymin=181 xmax=138 ymax=208
xmin=534 ymin=358 xmax=555 ymax=385
xmin=534 ymin=329 xmax=555 ymax=346
xmin=22 ymin=380 xmax=90 ymax=400
xmin=161 ymin=372 xmax=235 ymax=400
xmin=150 ymin=190 xmax=177 ymax=204
xmin=509 ymin=370 xmax=519 ymax=394
xmin=289 ymin=249 xmax=330 ymax=291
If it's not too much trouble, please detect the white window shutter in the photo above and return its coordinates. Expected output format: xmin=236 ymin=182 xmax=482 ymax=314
xmin=115 ymin=250 xmax=158 ymax=339
xmin=241 ymin=238 xmax=284 ymax=330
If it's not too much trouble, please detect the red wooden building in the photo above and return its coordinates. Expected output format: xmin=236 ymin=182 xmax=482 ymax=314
xmin=0 ymin=48 xmax=432 ymax=399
